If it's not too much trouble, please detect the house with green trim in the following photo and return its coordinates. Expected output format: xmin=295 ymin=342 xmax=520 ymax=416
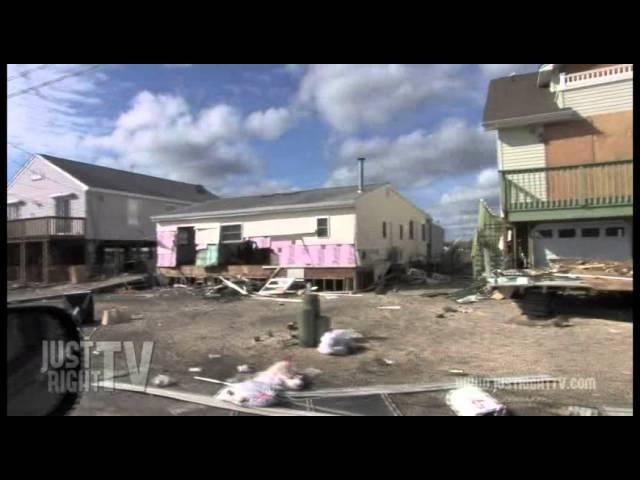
xmin=482 ymin=64 xmax=633 ymax=268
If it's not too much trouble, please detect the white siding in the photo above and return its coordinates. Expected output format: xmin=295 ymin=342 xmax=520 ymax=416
xmin=156 ymin=208 xmax=356 ymax=246
xmin=355 ymin=185 xmax=430 ymax=279
xmin=7 ymin=155 xmax=86 ymax=219
xmin=498 ymin=127 xmax=546 ymax=170
xmin=86 ymin=190 xmax=188 ymax=241
xmin=498 ymin=127 xmax=548 ymax=202
xmin=562 ymin=79 xmax=633 ymax=116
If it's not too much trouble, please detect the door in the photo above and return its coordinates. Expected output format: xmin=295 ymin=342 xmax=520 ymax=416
xmin=176 ymin=227 xmax=196 ymax=266
xmin=54 ymin=197 xmax=71 ymax=234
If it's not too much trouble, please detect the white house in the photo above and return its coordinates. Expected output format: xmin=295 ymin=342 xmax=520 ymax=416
xmin=152 ymin=173 xmax=442 ymax=291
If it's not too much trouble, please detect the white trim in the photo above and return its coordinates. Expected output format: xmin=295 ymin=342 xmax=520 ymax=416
xmin=41 ymin=155 xmax=90 ymax=191
xmin=151 ymin=200 xmax=356 ymax=222
xmin=483 ymin=109 xmax=578 ymax=130
xmin=558 ymin=64 xmax=633 ymax=91
xmin=49 ymin=192 xmax=78 ymax=199
xmin=316 ymin=216 xmax=330 ymax=238
xmin=90 ymin=187 xmax=194 ymax=205
xmin=6 ymin=199 xmax=26 ymax=205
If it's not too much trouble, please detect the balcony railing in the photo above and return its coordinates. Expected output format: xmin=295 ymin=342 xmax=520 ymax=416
xmin=502 ymin=160 xmax=633 ymax=216
xmin=7 ymin=217 xmax=85 ymax=240
xmin=558 ymin=64 xmax=633 ymax=91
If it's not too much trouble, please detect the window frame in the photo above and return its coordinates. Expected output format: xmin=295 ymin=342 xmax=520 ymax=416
xmin=558 ymin=228 xmax=576 ymax=239
xmin=220 ymin=223 xmax=243 ymax=243
xmin=409 ymin=220 xmax=414 ymax=240
xmin=399 ymin=224 xmax=404 ymax=240
xmin=421 ymin=223 xmax=426 ymax=242
xmin=127 ymin=198 xmax=140 ymax=226
xmin=316 ymin=217 xmax=329 ymax=238
xmin=536 ymin=229 xmax=553 ymax=239
xmin=581 ymin=227 xmax=600 ymax=238
xmin=382 ymin=221 xmax=387 ymax=239
xmin=8 ymin=203 xmax=21 ymax=220
xmin=605 ymin=227 xmax=625 ymax=237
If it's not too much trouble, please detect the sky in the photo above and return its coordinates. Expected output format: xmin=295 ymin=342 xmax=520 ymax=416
xmin=7 ymin=63 xmax=538 ymax=240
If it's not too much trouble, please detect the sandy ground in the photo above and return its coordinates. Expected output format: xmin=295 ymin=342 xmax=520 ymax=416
xmin=70 ymin=282 xmax=633 ymax=416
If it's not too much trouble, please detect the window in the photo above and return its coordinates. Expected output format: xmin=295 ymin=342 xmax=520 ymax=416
xmin=421 ymin=223 xmax=426 ymax=241
xmin=399 ymin=224 xmax=404 ymax=240
xmin=316 ymin=217 xmax=329 ymax=238
xmin=535 ymin=229 xmax=553 ymax=239
xmin=558 ymin=228 xmax=576 ymax=238
xmin=55 ymin=197 xmax=70 ymax=217
xmin=581 ymin=228 xmax=600 ymax=238
xmin=221 ymin=224 xmax=242 ymax=242
xmin=409 ymin=220 xmax=414 ymax=240
xmin=382 ymin=221 xmax=387 ymax=239
xmin=127 ymin=198 xmax=140 ymax=226
xmin=605 ymin=227 xmax=625 ymax=237
xmin=8 ymin=204 xmax=21 ymax=220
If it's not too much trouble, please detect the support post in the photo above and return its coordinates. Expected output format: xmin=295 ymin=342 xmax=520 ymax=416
xmin=42 ymin=240 xmax=49 ymax=284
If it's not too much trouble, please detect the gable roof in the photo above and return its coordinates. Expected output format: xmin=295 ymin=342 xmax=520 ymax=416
xmin=482 ymin=72 xmax=574 ymax=128
xmin=40 ymin=155 xmax=217 ymax=203
xmin=153 ymin=183 xmax=389 ymax=219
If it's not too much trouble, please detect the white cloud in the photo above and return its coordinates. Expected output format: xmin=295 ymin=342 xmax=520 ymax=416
xmin=325 ymin=118 xmax=496 ymax=188
xmin=244 ymin=107 xmax=293 ymax=140
xmin=476 ymin=167 xmax=499 ymax=188
xmin=8 ymin=64 xmax=109 ymax=168
xmin=479 ymin=64 xmax=538 ymax=79
xmin=297 ymin=64 xmax=467 ymax=133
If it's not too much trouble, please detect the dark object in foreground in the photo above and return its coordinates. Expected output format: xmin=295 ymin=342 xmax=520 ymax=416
xmin=7 ymin=304 xmax=82 ymax=416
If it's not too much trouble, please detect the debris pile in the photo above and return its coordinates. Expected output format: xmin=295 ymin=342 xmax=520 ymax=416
xmin=547 ymin=257 xmax=633 ymax=277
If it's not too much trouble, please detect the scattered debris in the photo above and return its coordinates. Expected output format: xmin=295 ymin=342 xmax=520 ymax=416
xmin=253 ymin=336 xmax=261 ymax=343
xmin=130 ymin=314 xmax=145 ymax=320
xmin=237 ymin=364 xmax=254 ymax=374
xmin=253 ymin=361 xmax=305 ymax=391
xmin=600 ymin=406 xmax=633 ymax=416
xmin=442 ymin=305 xmax=458 ymax=313
xmin=151 ymin=374 xmax=176 ymax=388
xmin=173 ymin=284 xmax=188 ymax=288
xmin=448 ymin=369 xmax=468 ymax=376
xmin=456 ymin=294 xmax=483 ymax=304
xmin=380 ymin=358 xmax=395 ymax=366
xmin=251 ymin=295 xmax=302 ymax=303
xmin=93 ymin=380 xmax=334 ymax=416
xmin=257 ymin=277 xmax=296 ymax=296
xmin=317 ymin=329 xmax=355 ymax=356
xmin=301 ymin=368 xmax=323 ymax=379
xmin=446 ymin=386 xmax=506 ymax=416
xmin=378 ymin=306 xmax=401 ymax=310
xmin=458 ymin=307 xmax=473 ymax=314
xmin=435 ymin=313 xmax=445 ymax=318
xmin=553 ymin=316 xmax=574 ymax=328
xmin=286 ymin=322 xmax=298 ymax=331
xmin=208 ymin=354 xmax=222 ymax=359
xmin=218 ymin=276 xmax=249 ymax=295
xmin=566 ymin=405 xmax=600 ymax=416
xmin=101 ymin=308 xmax=129 ymax=326
xmin=491 ymin=290 xmax=505 ymax=300
xmin=168 ymin=403 xmax=208 ymax=416
xmin=188 ymin=367 xmax=202 ymax=373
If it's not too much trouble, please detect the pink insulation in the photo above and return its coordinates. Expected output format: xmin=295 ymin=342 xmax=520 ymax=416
xmin=251 ymin=237 xmax=356 ymax=267
xmin=157 ymin=230 xmax=177 ymax=267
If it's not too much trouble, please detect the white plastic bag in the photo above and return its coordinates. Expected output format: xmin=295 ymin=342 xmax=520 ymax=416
xmin=253 ymin=361 xmax=305 ymax=391
xmin=217 ymin=380 xmax=279 ymax=407
xmin=317 ymin=329 xmax=354 ymax=355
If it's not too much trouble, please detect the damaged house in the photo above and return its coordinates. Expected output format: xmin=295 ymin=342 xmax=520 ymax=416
xmin=482 ymin=64 xmax=633 ymax=268
xmin=7 ymin=154 xmax=217 ymax=283
xmin=152 ymin=162 xmax=442 ymax=291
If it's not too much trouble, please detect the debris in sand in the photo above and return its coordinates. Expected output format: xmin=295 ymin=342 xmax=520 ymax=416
xmin=130 ymin=314 xmax=144 ymax=320
xmin=237 ymin=364 xmax=254 ymax=374
xmin=458 ymin=307 xmax=473 ymax=314
xmin=101 ymin=308 xmax=129 ymax=326
xmin=436 ymin=313 xmax=445 ymax=318
xmin=208 ymin=354 xmax=222 ymax=359
xmin=491 ymin=290 xmax=505 ymax=300
xmin=446 ymin=386 xmax=506 ymax=416
xmin=173 ymin=284 xmax=188 ymax=288
xmin=380 ymin=358 xmax=395 ymax=366
xmin=188 ymin=367 xmax=202 ymax=373
xmin=253 ymin=360 xmax=305 ymax=391
xmin=442 ymin=305 xmax=458 ymax=313
xmin=317 ymin=329 xmax=355 ymax=356
xmin=151 ymin=374 xmax=176 ymax=387
xmin=253 ymin=336 xmax=261 ymax=343
xmin=448 ymin=369 xmax=468 ymax=376
xmin=378 ymin=306 xmax=401 ymax=310
xmin=566 ymin=406 xmax=600 ymax=416
xmin=286 ymin=322 xmax=297 ymax=331
xmin=456 ymin=294 xmax=484 ymax=304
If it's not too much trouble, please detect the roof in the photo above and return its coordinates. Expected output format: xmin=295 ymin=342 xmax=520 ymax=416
xmin=40 ymin=154 xmax=217 ymax=203
xmin=156 ymin=183 xmax=389 ymax=218
xmin=482 ymin=72 xmax=566 ymax=126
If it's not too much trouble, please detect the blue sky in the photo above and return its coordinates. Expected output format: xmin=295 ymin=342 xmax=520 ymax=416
xmin=7 ymin=64 xmax=538 ymax=239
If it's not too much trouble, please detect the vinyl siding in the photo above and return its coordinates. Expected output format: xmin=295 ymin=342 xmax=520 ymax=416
xmin=562 ymin=79 xmax=633 ymax=116
xmin=498 ymin=127 xmax=548 ymax=202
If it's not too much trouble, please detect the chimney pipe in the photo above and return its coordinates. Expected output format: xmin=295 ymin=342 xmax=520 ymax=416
xmin=357 ymin=157 xmax=365 ymax=193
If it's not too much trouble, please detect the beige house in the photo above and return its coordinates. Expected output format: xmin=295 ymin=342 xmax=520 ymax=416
xmin=152 ymin=177 xmax=442 ymax=291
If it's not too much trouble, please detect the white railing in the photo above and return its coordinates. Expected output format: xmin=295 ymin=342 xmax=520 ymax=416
xmin=558 ymin=64 xmax=633 ymax=90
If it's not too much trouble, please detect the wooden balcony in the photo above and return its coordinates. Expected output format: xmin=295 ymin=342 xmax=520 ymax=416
xmin=558 ymin=64 xmax=633 ymax=91
xmin=502 ymin=160 xmax=633 ymax=222
xmin=7 ymin=217 xmax=85 ymax=240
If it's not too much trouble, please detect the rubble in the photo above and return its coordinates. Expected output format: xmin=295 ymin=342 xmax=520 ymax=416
xmin=317 ymin=329 xmax=355 ymax=355
xmin=151 ymin=374 xmax=176 ymax=388
xmin=237 ymin=364 xmax=254 ymax=374
xmin=446 ymin=386 xmax=506 ymax=416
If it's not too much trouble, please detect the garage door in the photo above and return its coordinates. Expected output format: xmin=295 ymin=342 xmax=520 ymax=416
xmin=532 ymin=222 xmax=630 ymax=267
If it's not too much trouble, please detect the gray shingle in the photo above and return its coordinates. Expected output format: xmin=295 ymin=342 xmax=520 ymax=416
xmin=482 ymin=72 xmax=564 ymax=125
xmin=41 ymin=154 xmax=217 ymax=203
xmin=162 ymin=183 xmax=389 ymax=217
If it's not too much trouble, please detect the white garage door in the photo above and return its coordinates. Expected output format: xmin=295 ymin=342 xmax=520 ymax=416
xmin=531 ymin=221 xmax=631 ymax=267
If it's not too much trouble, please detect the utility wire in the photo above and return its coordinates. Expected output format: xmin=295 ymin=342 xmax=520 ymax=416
xmin=7 ymin=64 xmax=52 ymax=82
xmin=8 ymin=64 xmax=103 ymax=99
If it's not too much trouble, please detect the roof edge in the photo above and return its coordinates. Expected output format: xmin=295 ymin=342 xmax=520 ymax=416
xmin=482 ymin=109 xmax=578 ymax=130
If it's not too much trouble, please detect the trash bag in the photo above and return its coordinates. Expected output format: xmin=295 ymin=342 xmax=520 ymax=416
xmin=217 ymin=380 xmax=280 ymax=407
xmin=317 ymin=329 xmax=354 ymax=355
xmin=253 ymin=360 xmax=305 ymax=391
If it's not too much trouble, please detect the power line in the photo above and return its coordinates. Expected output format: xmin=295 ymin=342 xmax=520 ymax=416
xmin=7 ymin=64 xmax=103 ymax=99
xmin=7 ymin=64 xmax=52 ymax=82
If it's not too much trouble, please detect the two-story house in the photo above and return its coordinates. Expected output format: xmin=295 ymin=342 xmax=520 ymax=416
xmin=7 ymin=154 xmax=217 ymax=283
xmin=151 ymin=165 xmax=441 ymax=291
xmin=482 ymin=64 xmax=633 ymax=268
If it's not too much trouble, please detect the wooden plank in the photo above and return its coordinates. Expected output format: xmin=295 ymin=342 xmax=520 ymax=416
xmin=218 ymin=276 xmax=248 ymax=295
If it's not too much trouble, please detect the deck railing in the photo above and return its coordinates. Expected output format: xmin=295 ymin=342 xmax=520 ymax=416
xmin=7 ymin=217 xmax=85 ymax=239
xmin=502 ymin=160 xmax=633 ymax=212
xmin=558 ymin=64 xmax=633 ymax=90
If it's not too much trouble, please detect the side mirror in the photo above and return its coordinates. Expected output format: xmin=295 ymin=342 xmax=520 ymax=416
xmin=7 ymin=305 xmax=82 ymax=416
